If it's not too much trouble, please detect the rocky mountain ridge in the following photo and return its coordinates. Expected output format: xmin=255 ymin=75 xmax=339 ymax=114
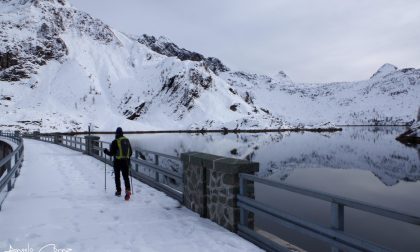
xmin=0 ymin=0 xmax=419 ymax=132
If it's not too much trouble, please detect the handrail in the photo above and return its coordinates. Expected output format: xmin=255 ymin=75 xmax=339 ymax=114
xmin=238 ymin=173 xmax=420 ymax=252
xmin=136 ymin=147 xmax=181 ymax=161
xmin=131 ymin=158 xmax=182 ymax=180
xmin=240 ymin=173 xmax=420 ymax=225
xmin=0 ymin=132 xmax=24 ymax=211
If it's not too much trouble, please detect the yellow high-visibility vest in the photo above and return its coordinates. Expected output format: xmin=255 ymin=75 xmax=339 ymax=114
xmin=116 ymin=137 xmax=130 ymax=160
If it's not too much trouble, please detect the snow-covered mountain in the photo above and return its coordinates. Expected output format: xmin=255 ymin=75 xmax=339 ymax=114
xmin=223 ymin=64 xmax=420 ymax=126
xmin=0 ymin=0 xmax=419 ymax=132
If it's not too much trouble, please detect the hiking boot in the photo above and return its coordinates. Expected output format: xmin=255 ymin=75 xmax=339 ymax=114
xmin=125 ymin=190 xmax=131 ymax=201
xmin=115 ymin=190 xmax=121 ymax=197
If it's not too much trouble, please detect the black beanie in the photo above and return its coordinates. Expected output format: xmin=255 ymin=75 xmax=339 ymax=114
xmin=116 ymin=127 xmax=123 ymax=138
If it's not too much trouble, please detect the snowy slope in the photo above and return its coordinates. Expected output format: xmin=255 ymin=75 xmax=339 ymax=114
xmin=0 ymin=0 xmax=419 ymax=132
xmin=221 ymin=64 xmax=420 ymax=126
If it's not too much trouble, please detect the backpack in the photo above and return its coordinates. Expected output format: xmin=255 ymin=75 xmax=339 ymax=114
xmin=116 ymin=137 xmax=131 ymax=159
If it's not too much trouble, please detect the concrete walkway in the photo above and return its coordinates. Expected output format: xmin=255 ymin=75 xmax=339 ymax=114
xmin=0 ymin=139 xmax=261 ymax=252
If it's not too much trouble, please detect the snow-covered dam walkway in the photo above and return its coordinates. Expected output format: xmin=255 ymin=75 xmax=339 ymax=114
xmin=0 ymin=139 xmax=261 ymax=252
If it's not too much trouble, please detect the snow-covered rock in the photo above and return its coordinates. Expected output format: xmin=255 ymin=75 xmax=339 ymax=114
xmin=272 ymin=70 xmax=292 ymax=84
xmin=370 ymin=63 xmax=398 ymax=79
xmin=417 ymin=106 xmax=420 ymax=122
xmin=0 ymin=0 xmax=419 ymax=132
xmin=396 ymin=109 xmax=420 ymax=144
xmin=136 ymin=34 xmax=230 ymax=75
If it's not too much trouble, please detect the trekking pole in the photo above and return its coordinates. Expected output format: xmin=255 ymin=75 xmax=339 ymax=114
xmin=104 ymin=157 xmax=107 ymax=191
xmin=129 ymin=161 xmax=134 ymax=195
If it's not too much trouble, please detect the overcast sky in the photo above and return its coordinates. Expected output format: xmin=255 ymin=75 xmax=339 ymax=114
xmin=70 ymin=0 xmax=420 ymax=83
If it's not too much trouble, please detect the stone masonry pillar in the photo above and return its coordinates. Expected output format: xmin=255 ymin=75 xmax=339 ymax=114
xmin=33 ymin=131 xmax=40 ymax=140
xmin=180 ymin=152 xmax=259 ymax=232
xmin=53 ymin=133 xmax=63 ymax=144
xmin=84 ymin=136 xmax=100 ymax=156
xmin=14 ymin=131 xmax=20 ymax=137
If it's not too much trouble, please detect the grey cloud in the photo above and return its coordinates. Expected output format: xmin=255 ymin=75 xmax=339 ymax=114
xmin=70 ymin=0 xmax=420 ymax=83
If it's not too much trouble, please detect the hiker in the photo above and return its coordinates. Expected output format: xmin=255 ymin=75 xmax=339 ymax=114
xmin=104 ymin=127 xmax=133 ymax=200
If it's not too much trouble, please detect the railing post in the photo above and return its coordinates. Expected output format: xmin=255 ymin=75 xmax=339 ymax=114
xmin=6 ymin=159 xmax=12 ymax=191
xmin=14 ymin=130 xmax=20 ymax=137
xmin=84 ymin=135 xmax=100 ymax=156
xmin=331 ymin=202 xmax=345 ymax=252
xmin=239 ymin=176 xmax=248 ymax=226
xmin=239 ymin=175 xmax=255 ymax=229
xmin=180 ymin=152 xmax=259 ymax=232
xmin=331 ymin=202 xmax=344 ymax=230
xmin=155 ymin=154 xmax=159 ymax=182
xmin=135 ymin=151 xmax=139 ymax=172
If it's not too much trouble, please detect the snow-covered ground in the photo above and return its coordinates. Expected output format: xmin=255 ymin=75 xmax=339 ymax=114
xmin=0 ymin=139 xmax=261 ymax=252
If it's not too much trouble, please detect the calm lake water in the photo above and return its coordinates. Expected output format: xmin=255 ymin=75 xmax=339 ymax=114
xmin=99 ymin=127 xmax=420 ymax=251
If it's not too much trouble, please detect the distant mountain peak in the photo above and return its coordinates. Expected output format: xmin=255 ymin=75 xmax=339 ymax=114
xmin=19 ymin=0 xmax=67 ymax=6
xmin=273 ymin=70 xmax=292 ymax=83
xmin=370 ymin=63 xmax=398 ymax=79
xmin=156 ymin=36 xmax=172 ymax=44
xmin=137 ymin=34 xmax=229 ymax=74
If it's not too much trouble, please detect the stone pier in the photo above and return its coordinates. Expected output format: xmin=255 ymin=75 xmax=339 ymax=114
xmin=84 ymin=135 xmax=100 ymax=156
xmin=180 ymin=152 xmax=258 ymax=232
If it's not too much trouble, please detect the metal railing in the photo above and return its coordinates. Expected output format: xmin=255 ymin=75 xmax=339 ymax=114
xmin=0 ymin=132 xmax=24 ymax=211
xmin=130 ymin=147 xmax=183 ymax=202
xmin=238 ymin=173 xmax=420 ymax=252
xmin=38 ymin=134 xmax=87 ymax=152
xmin=25 ymin=133 xmax=183 ymax=203
xmin=60 ymin=135 xmax=86 ymax=152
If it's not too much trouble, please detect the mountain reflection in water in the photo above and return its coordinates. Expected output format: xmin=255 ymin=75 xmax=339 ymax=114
xmin=100 ymin=126 xmax=420 ymax=187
